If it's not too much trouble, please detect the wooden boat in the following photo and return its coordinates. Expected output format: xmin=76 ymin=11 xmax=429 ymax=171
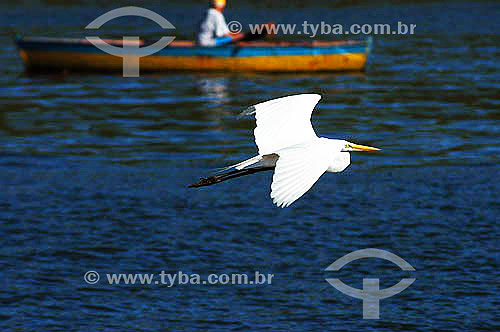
xmin=16 ymin=37 xmax=371 ymax=74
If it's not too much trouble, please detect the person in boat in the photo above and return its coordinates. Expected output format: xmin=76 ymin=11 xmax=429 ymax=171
xmin=197 ymin=0 xmax=275 ymax=47
xmin=197 ymin=0 xmax=243 ymax=47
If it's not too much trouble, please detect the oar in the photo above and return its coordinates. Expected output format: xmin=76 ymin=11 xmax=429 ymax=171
xmin=216 ymin=22 xmax=276 ymax=46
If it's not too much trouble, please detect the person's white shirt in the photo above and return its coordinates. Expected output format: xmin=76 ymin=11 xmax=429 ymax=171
xmin=197 ymin=8 xmax=230 ymax=47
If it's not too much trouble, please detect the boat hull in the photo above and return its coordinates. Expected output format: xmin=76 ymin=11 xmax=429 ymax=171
xmin=17 ymin=38 xmax=371 ymax=73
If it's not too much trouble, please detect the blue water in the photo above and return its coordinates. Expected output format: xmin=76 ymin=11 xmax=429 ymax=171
xmin=0 ymin=1 xmax=499 ymax=331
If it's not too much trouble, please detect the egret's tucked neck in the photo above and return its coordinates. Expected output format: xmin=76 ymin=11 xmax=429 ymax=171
xmin=326 ymin=152 xmax=350 ymax=173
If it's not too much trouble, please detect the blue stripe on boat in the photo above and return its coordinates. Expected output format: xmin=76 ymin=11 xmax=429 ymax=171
xmin=17 ymin=40 xmax=367 ymax=57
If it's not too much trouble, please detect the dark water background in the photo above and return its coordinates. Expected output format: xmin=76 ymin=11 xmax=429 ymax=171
xmin=1 ymin=1 xmax=499 ymax=331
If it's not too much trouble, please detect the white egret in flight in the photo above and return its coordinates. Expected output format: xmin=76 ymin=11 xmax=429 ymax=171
xmin=189 ymin=94 xmax=379 ymax=208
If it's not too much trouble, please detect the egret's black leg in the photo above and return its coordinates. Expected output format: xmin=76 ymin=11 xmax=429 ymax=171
xmin=188 ymin=167 xmax=274 ymax=188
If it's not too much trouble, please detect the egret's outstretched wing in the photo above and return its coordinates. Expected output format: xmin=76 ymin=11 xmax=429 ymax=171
xmin=270 ymin=140 xmax=331 ymax=208
xmin=242 ymin=94 xmax=321 ymax=155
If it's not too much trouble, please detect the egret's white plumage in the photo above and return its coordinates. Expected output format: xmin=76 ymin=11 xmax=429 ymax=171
xmin=250 ymin=94 xmax=321 ymax=155
xmin=190 ymin=94 xmax=379 ymax=208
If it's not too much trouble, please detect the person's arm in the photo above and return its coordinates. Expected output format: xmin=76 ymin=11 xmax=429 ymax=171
xmin=214 ymin=32 xmax=244 ymax=46
xmin=211 ymin=11 xmax=245 ymax=46
xmin=215 ymin=22 xmax=275 ymax=46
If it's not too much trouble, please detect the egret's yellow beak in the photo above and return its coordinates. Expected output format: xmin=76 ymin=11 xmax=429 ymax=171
xmin=347 ymin=143 xmax=380 ymax=151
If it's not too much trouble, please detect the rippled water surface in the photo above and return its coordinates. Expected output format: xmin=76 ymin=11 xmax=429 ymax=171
xmin=1 ymin=1 xmax=499 ymax=331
